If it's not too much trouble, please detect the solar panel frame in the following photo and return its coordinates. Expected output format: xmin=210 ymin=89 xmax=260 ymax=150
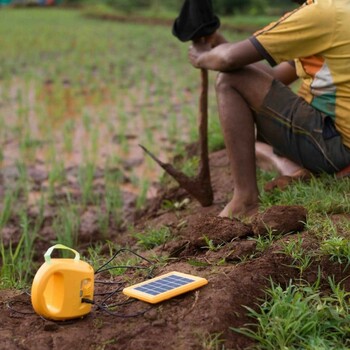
xmin=122 ymin=271 xmax=208 ymax=304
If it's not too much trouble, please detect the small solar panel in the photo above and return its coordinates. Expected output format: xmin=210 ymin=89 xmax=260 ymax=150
xmin=122 ymin=271 xmax=208 ymax=304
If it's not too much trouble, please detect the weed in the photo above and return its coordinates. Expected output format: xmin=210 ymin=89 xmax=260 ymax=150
xmin=259 ymin=173 xmax=350 ymax=215
xmin=161 ymin=198 xmax=190 ymax=211
xmin=249 ymin=226 xmax=280 ymax=253
xmin=187 ymin=259 xmax=211 ymax=267
xmin=307 ymin=215 xmax=350 ymax=268
xmin=232 ymin=277 xmax=350 ymax=349
xmin=133 ymin=226 xmax=171 ymax=249
xmin=201 ymin=235 xmax=225 ymax=252
xmin=321 ymin=236 xmax=350 ymax=268
xmin=200 ymin=332 xmax=226 ymax=350
xmin=279 ymin=235 xmax=313 ymax=277
xmin=181 ymin=156 xmax=200 ymax=178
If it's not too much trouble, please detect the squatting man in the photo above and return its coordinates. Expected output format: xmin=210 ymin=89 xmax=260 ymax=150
xmin=188 ymin=0 xmax=350 ymax=218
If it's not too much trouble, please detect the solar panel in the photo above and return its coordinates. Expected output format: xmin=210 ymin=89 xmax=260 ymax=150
xmin=122 ymin=271 xmax=208 ymax=304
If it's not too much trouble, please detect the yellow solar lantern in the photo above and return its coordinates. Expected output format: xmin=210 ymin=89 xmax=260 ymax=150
xmin=31 ymin=244 xmax=94 ymax=321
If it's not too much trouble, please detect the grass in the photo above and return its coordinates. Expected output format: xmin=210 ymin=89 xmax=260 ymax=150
xmin=279 ymin=235 xmax=313 ymax=278
xmin=133 ymin=226 xmax=171 ymax=249
xmin=232 ymin=277 xmax=350 ymax=350
xmin=259 ymin=172 xmax=350 ymax=215
xmin=321 ymin=235 xmax=350 ymax=268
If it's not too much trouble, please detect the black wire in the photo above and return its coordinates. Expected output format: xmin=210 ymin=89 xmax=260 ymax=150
xmin=7 ymin=300 xmax=36 ymax=315
xmin=94 ymin=248 xmax=154 ymax=275
xmin=95 ymin=265 xmax=151 ymax=275
xmin=89 ymin=248 xmax=157 ymax=318
xmin=82 ymin=298 xmax=152 ymax=318
xmin=94 ymin=280 xmax=124 ymax=285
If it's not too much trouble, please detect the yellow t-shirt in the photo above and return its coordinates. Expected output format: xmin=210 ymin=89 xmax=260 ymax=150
xmin=250 ymin=0 xmax=350 ymax=148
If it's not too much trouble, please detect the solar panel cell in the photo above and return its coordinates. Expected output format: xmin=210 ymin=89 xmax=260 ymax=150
xmin=123 ymin=271 xmax=208 ymax=303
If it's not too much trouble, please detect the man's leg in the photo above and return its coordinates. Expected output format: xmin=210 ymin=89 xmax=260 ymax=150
xmin=255 ymin=141 xmax=303 ymax=175
xmin=215 ymin=66 xmax=275 ymax=218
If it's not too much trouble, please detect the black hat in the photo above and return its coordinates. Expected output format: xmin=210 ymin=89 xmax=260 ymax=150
xmin=172 ymin=0 xmax=220 ymax=42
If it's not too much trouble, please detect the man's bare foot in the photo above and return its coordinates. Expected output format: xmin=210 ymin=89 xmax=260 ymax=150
xmin=255 ymin=141 xmax=303 ymax=176
xmin=219 ymin=200 xmax=259 ymax=219
xmin=264 ymin=168 xmax=312 ymax=192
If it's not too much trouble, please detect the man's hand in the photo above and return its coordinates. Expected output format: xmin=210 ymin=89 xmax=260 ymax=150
xmin=188 ymin=41 xmax=212 ymax=69
xmin=188 ymin=32 xmax=227 ymax=69
xmin=188 ymin=39 xmax=263 ymax=72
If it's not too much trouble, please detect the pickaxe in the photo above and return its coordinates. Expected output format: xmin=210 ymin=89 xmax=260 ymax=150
xmin=140 ymin=0 xmax=220 ymax=207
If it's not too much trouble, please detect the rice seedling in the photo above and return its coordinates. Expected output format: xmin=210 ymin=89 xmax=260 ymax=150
xmin=0 ymin=211 xmax=38 ymax=289
xmin=47 ymin=159 xmax=66 ymax=199
xmin=53 ymin=205 xmax=80 ymax=255
xmin=78 ymin=162 xmax=97 ymax=206
xmin=136 ymin=179 xmax=150 ymax=210
xmin=0 ymin=190 xmax=16 ymax=229
xmin=63 ymin=119 xmax=75 ymax=153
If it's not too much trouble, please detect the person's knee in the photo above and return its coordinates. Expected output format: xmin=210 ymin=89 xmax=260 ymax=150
xmin=215 ymin=72 xmax=234 ymax=94
xmin=215 ymin=69 xmax=253 ymax=94
xmin=216 ymin=68 xmax=273 ymax=110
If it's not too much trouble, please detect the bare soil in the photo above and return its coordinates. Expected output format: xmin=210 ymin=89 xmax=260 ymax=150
xmin=1 ymin=149 xmax=349 ymax=350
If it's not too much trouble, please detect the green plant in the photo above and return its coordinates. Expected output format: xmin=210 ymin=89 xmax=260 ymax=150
xmin=53 ymin=205 xmax=80 ymax=254
xmin=249 ymin=226 xmax=280 ymax=253
xmin=0 ymin=211 xmax=37 ymax=289
xmin=200 ymin=332 xmax=226 ymax=350
xmin=321 ymin=236 xmax=350 ymax=268
xmin=134 ymin=226 xmax=171 ymax=249
xmin=259 ymin=173 xmax=350 ymax=215
xmin=279 ymin=235 xmax=313 ymax=277
xmin=306 ymin=215 xmax=350 ymax=268
xmin=63 ymin=119 xmax=75 ymax=152
xmin=78 ymin=162 xmax=96 ymax=205
xmin=232 ymin=277 xmax=350 ymax=349
xmin=136 ymin=179 xmax=150 ymax=210
xmin=161 ymin=198 xmax=190 ymax=211
xmin=181 ymin=156 xmax=200 ymax=178
xmin=48 ymin=159 xmax=66 ymax=198
xmin=201 ymin=235 xmax=225 ymax=252
xmin=0 ymin=190 xmax=15 ymax=228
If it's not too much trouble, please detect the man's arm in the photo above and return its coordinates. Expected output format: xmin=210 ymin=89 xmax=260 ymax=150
xmin=189 ymin=38 xmax=298 ymax=85
xmin=189 ymin=39 xmax=262 ymax=72
xmin=253 ymin=61 xmax=298 ymax=85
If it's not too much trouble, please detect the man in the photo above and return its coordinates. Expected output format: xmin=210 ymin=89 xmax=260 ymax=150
xmin=188 ymin=0 xmax=350 ymax=218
